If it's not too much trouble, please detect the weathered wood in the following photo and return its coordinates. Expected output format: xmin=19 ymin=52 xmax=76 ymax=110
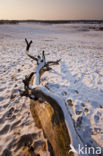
xmin=19 ymin=39 xmax=80 ymax=156
xmin=30 ymin=88 xmax=74 ymax=156
xmin=28 ymin=70 xmax=74 ymax=156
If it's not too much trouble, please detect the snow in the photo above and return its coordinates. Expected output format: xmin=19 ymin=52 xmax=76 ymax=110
xmin=0 ymin=22 xmax=103 ymax=155
xmin=37 ymin=85 xmax=88 ymax=156
xmin=33 ymin=60 xmax=45 ymax=86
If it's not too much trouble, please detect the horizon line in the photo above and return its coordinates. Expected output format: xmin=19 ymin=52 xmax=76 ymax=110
xmin=0 ymin=19 xmax=103 ymax=21
xmin=0 ymin=19 xmax=103 ymax=25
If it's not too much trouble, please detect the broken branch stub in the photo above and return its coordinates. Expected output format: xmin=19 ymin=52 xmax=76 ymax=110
xmin=25 ymin=38 xmax=33 ymax=51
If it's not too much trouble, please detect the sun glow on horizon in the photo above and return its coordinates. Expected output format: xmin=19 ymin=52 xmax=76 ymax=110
xmin=0 ymin=0 xmax=103 ymax=20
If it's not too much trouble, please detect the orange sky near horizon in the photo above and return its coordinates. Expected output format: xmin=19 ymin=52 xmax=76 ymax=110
xmin=0 ymin=0 xmax=103 ymax=20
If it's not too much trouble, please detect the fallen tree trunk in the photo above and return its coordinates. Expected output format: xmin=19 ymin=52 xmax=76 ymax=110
xmin=30 ymin=88 xmax=72 ymax=156
xmin=19 ymin=39 xmax=87 ymax=156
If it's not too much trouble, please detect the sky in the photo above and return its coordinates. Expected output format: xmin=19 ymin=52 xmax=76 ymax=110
xmin=0 ymin=0 xmax=103 ymax=20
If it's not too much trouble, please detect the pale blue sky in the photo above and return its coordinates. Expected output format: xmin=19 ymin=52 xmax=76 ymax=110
xmin=0 ymin=0 xmax=103 ymax=20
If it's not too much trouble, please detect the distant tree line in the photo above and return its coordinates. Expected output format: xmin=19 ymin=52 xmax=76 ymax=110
xmin=0 ymin=20 xmax=19 ymax=24
xmin=19 ymin=19 xmax=103 ymax=24
xmin=0 ymin=19 xmax=103 ymax=25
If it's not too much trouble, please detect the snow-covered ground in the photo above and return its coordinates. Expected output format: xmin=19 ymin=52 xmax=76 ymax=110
xmin=0 ymin=23 xmax=103 ymax=155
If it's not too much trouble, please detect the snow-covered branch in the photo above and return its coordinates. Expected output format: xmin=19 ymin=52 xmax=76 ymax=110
xmin=19 ymin=39 xmax=86 ymax=156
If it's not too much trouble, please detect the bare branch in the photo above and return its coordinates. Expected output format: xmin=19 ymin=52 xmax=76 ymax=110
xmin=25 ymin=38 xmax=38 ymax=62
xmin=25 ymin=38 xmax=33 ymax=51
xmin=23 ymin=72 xmax=35 ymax=87
xmin=46 ymin=59 xmax=61 ymax=66
xmin=42 ymin=50 xmax=45 ymax=61
xmin=26 ymin=52 xmax=38 ymax=62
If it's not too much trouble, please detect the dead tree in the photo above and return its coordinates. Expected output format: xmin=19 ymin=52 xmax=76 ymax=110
xmin=19 ymin=39 xmax=85 ymax=156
